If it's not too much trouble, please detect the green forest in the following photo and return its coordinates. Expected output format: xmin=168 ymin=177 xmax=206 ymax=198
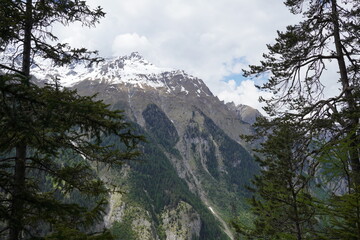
xmin=1 ymin=0 xmax=360 ymax=240
xmin=232 ymin=0 xmax=360 ymax=239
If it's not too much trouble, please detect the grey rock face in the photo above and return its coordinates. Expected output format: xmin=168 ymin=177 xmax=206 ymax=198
xmin=29 ymin=53 xmax=259 ymax=239
xmin=226 ymin=102 xmax=262 ymax=125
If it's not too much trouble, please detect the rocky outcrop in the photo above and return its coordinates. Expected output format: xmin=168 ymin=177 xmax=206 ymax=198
xmin=226 ymin=102 xmax=262 ymax=125
xmin=161 ymin=201 xmax=201 ymax=240
xmin=25 ymin=52 xmax=259 ymax=239
xmin=104 ymin=190 xmax=158 ymax=240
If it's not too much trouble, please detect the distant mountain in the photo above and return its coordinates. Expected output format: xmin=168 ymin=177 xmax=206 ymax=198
xmin=4 ymin=51 xmax=260 ymax=240
xmin=226 ymin=102 xmax=262 ymax=125
xmin=31 ymin=52 xmax=211 ymax=98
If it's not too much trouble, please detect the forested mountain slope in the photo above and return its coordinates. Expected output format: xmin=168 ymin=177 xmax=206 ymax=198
xmin=29 ymin=52 xmax=259 ymax=239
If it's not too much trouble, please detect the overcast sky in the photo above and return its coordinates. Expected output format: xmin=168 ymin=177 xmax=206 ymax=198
xmin=54 ymin=0 xmax=301 ymax=112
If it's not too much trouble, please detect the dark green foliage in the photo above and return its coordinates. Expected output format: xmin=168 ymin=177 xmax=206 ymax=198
xmin=203 ymin=135 xmax=220 ymax=180
xmin=0 ymin=0 xmax=105 ymax=67
xmin=243 ymin=0 xmax=360 ymax=187
xmin=183 ymin=111 xmax=258 ymax=224
xmin=0 ymin=76 xmax=141 ymax=165
xmin=111 ymin=217 xmax=137 ymax=240
xmin=0 ymin=75 xmax=143 ymax=238
xmin=0 ymin=1 xmax=144 ymax=239
xmin=314 ymin=135 xmax=360 ymax=239
xmin=44 ymin=225 xmax=113 ymax=240
xmin=121 ymin=122 xmax=230 ymax=240
xmin=142 ymin=104 xmax=179 ymax=148
xmin=239 ymin=0 xmax=360 ymax=239
xmin=317 ymin=192 xmax=360 ymax=239
xmin=202 ymin=112 xmax=257 ymax=193
xmin=0 ymin=1 xmax=21 ymax=49
xmin=184 ymin=120 xmax=220 ymax=179
xmin=237 ymin=121 xmax=318 ymax=239
xmin=185 ymin=110 xmax=258 ymax=192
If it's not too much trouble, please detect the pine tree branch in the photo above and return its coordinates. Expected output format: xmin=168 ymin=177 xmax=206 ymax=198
xmin=0 ymin=157 xmax=16 ymax=162
xmin=0 ymin=64 xmax=23 ymax=75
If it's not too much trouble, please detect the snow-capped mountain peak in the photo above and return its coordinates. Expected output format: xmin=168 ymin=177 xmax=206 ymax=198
xmin=1 ymin=51 xmax=213 ymax=98
xmin=36 ymin=53 xmax=213 ymax=97
xmin=31 ymin=52 xmax=172 ymax=87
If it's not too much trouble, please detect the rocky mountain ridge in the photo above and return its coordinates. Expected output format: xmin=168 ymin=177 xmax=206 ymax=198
xmin=226 ymin=102 xmax=262 ymax=125
xmin=2 ymin=50 xmax=258 ymax=125
xmin=30 ymin=52 xmax=213 ymax=99
xmin=2 ymin=51 xmax=260 ymax=239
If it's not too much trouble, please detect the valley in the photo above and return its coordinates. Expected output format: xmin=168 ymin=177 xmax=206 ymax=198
xmin=30 ymin=52 xmax=260 ymax=239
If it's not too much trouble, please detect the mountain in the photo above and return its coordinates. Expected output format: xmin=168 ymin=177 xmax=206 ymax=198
xmin=18 ymin=52 xmax=260 ymax=239
xmin=226 ymin=102 xmax=262 ymax=125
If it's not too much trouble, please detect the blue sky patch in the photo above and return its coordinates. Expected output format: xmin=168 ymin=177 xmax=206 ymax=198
xmin=222 ymin=56 xmax=249 ymax=84
xmin=223 ymin=73 xmax=247 ymax=85
xmin=222 ymin=56 xmax=270 ymax=86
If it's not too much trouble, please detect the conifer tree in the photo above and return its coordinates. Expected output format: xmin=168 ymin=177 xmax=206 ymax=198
xmin=244 ymin=0 xmax=359 ymax=188
xmin=234 ymin=119 xmax=318 ymax=239
xmin=239 ymin=0 xmax=360 ymax=238
xmin=0 ymin=1 xmax=143 ymax=239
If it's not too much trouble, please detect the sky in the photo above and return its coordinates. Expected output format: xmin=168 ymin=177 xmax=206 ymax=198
xmin=54 ymin=0 xmax=301 ymax=112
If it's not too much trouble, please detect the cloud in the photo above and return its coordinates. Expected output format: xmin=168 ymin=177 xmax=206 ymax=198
xmin=52 ymin=0 xmax=302 ymax=110
xmin=112 ymin=33 xmax=150 ymax=56
xmin=217 ymin=80 xmax=272 ymax=114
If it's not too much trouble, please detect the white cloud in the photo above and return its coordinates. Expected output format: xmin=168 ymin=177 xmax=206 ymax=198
xmin=217 ymin=80 xmax=272 ymax=114
xmin=112 ymin=33 xmax=150 ymax=56
xmin=53 ymin=0 xmax=303 ymax=110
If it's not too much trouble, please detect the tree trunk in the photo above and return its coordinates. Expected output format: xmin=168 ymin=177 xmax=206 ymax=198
xmin=331 ymin=1 xmax=360 ymax=237
xmin=22 ymin=0 xmax=33 ymax=79
xmin=331 ymin=0 xmax=360 ymax=187
xmin=8 ymin=145 xmax=27 ymax=240
xmin=8 ymin=1 xmax=32 ymax=239
xmin=292 ymin=192 xmax=302 ymax=240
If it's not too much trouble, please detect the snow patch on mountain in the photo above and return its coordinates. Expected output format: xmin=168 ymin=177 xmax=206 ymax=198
xmin=1 ymin=50 xmax=213 ymax=98
xmin=31 ymin=52 xmax=171 ymax=87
